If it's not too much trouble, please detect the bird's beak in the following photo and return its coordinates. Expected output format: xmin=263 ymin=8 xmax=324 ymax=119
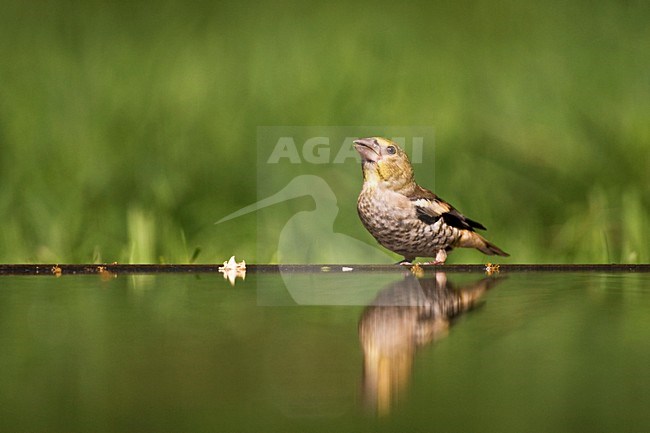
xmin=353 ymin=138 xmax=380 ymax=162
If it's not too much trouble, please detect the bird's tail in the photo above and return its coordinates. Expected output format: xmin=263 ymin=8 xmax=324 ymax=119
xmin=458 ymin=231 xmax=509 ymax=257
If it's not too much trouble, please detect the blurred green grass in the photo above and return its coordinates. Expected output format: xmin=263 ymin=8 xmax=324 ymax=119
xmin=0 ymin=0 xmax=648 ymax=264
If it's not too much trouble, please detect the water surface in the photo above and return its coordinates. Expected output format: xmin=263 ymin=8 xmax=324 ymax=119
xmin=1 ymin=270 xmax=649 ymax=432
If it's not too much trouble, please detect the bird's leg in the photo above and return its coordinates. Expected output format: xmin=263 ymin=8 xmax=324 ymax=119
xmin=433 ymin=249 xmax=447 ymax=264
xmin=421 ymin=249 xmax=447 ymax=265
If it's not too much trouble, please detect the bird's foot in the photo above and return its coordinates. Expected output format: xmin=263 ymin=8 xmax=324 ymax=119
xmin=396 ymin=259 xmax=413 ymax=266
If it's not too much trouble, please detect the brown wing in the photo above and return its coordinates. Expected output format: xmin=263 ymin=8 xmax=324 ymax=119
xmin=409 ymin=185 xmax=487 ymax=232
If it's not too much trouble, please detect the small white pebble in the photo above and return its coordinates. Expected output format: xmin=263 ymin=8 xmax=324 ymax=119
xmin=342 ymin=267 xmax=353 ymax=272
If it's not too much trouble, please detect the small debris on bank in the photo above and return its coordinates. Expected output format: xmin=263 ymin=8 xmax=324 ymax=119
xmin=485 ymin=263 xmax=500 ymax=276
xmin=97 ymin=266 xmax=117 ymax=281
xmin=219 ymin=256 xmax=246 ymax=271
xmin=219 ymin=256 xmax=247 ymax=286
xmin=342 ymin=267 xmax=353 ymax=272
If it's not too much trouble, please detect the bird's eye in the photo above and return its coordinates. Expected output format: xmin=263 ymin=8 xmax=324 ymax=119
xmin=386 ymin=146 xmax=396 ymax=155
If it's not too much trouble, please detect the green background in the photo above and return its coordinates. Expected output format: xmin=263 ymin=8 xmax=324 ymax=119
xmin=1 ymin=0 xmax=648 ymax=264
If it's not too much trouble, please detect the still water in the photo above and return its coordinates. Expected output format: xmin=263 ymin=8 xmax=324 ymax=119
xmin=1 ymin=269 xmax=649 ymax=432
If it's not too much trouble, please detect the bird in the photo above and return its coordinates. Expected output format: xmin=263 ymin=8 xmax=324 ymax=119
xmin=353 ymin=137 xmax=509 ymax=264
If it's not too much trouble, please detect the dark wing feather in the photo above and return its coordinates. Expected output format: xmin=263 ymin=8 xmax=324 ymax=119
xmin=441 ymin=210 xmax=486 ymax=231
xmin=409 ymin=185 xmax=487 ymax=232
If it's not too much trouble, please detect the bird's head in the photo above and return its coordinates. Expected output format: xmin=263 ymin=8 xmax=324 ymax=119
xmin=353 ymin=137 xmax=414 ymax=190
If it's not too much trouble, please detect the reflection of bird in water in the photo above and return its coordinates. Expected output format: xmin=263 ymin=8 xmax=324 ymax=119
xmin=217 ymin=175 xmax=393 ymax=263
xmin=359 ymin=273 xmax=503 ymax=416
